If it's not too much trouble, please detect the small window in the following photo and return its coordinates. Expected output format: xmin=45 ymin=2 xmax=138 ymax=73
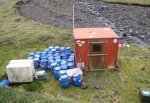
xmin=92 ymin=44 xmax=101 ymax=53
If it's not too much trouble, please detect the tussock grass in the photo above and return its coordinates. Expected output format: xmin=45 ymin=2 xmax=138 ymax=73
xmin=0 ymin=87 xmax=76 ymax=103
xmin=103 ymin=0 xmax=150 ymax=6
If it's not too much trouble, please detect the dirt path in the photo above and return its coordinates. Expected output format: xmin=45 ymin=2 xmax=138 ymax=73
xmin=18 ymin=0 xmax=150 ymax=47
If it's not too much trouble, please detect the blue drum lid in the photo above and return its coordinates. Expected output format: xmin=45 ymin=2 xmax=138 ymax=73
xmin=41 ymin=53 xmax=47 ymax=57
xmin=34 ymin=54 xmax=40 ymax=58
xmin=28 ymin=52 xmax=35 ymax=56
xmin=54 ymin=67 xmax=61 ymax=71
xmin=61 ymin=60 xmax=67 ymax=65
xmin=66 ymin=47 xmax=71 ymax=50
xmin=28 ymin=57 xmax=34 ymax=60
xmin=55 ymin=46 xmax=60 ymax=50
xmin=54 ymin=56 xmax=61 ymax=60
xmin=61 ymin=65 xmax=67 ymax=70
xmin=67 ymin=62 xmax=74 ymax=66
xmin=59 ymin=70 xmax=66 ymax=74
xmin=45 ymin=48 xmax=50 ymax=52
xmin=55 ymin=59 xmax=61 ymax=63
xmin=73 ymin=73 xmax=80 ymax=78
xmin=60 ymin=47 xmax=65 ymax=50
xmin=41 ymin=56 xmax=48 ymax=60
xmin=49 ymin=59 xmax=54 ymax=63
xmin=36 ymin=52 xmax=42 ymax=55
xmin=48 ymin=56 xmax=54 ymax=60
xmin=51 ymin=49 xmax=56 ymax=52
xmin=67 ymin=58 xmax=73 ymax=62
xmin=60 ymin=75 xmax=68 ymax=79
xmin=51 ymin=62 xmax=57 ymax=66
xmin=34 ymin=58 xmax=40 ymax=61
xmin=47 ymin=54 xmax=53 ymax=57
xmin=48 ymin=46 xmax=54 ymax=49
xmin=54 ymin=53 xmax=60 ymax=57
xmin=40 ymin=59 xmax=48 ymax=63
xmin=48 ymin=51 xmax=53 ymax=54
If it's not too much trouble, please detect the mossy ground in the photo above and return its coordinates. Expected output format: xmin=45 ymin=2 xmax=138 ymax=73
xmin=0 ymin=0 xmax=150 ymax=103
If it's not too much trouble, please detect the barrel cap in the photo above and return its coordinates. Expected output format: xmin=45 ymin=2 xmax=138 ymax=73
xmin=67 ymin=62 xmax=74 ymax=66
xmin=61 ymin=64 xmax=67 ymax=70
xmin=34 ymin=58 xmax=40 ymax=61
xmin=54 ymin=67 xmax=61 ymax=71
xmin=61 ymin=60 xmax=67 ymax=65
xmin=59 ymin=70 xmax=66 ymax=74
xmin=73 ymin=73 xmax=80 ymax=78
xmin=51 ymin=62 xmax=57 ymax=66
xmin=60 ymin=75 xmax=68 ymax=79
xmin=40 ymin=59 xmax=48 ymax=63
xmin=48 ymin=46 xmax=54 ymax=49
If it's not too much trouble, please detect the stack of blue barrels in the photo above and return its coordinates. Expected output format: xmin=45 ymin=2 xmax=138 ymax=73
xmin=27 ymin=46 xmax=77 ymax=88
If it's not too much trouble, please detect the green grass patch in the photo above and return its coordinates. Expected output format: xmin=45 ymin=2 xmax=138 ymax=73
xmin=0 ymin=87 xmax=76 ymax=103
xmin=103 ymin=0 xmax=150 ymax=6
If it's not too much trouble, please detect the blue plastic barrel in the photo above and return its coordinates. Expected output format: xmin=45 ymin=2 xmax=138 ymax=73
xmin=34 ymin=54 xmax=40 ymax=58
xmin=62 ymin=54 xmax=68 ymax=60
xmin=48 ymin=59 xmax=54 ymax=65
xmin=48 ymin=59 xmax=54 ymax=70
xmin=48 ymin=46 xmax=54 ymax=49
xmin=55 ymin=51 xmax=60 ymax=54
xmin=54 ymin=53 xmax=60 ymax=57
xmin=55 ymin=46 xmax=60 ymax=51
xmin=61 ymin=60 xmax=67 ymax=65
xmin=47 ymin=54 xmax=53 ymax=58
xmin=61 ymin=64 xmax=68 ymax=70
xmin=40 ymin=59 xmax=48 ymax=70
xmin=48 ymin=50 xmax=54 ymax=54
xmin=60 ymin=47 xmax=65 ymax=51
xmin=45 ymin=48 xmax=50 ymax=52
xmin=41 ymin=56 xmax=48 ymax=60
xmin=67 ymin=62 xmax=74 ymax=69
xmin=51 ymin=49 xmax=56 ymax=54
xmin=72 ymin=73 xmax=81 ymax=87
xmin=59 ymin=75 xmax=69 ymax=88
xmin=28 ymin=52 xmax=35 ymax=57
xmin=55 ymin=59 xmax=61 ymax=65
xmin=54 ymin=67 xmax=61 ymax=79
xmin=28 ymin=57 xmax=34 ymax=60
xmin=41 ymin=53 xmax=47 ymax=57
xmin=66 ymin=47 xmax=71 ymax=50
xmin=36 ymin=52 xmax=41 ymax=56
xmin=65 ymin=52 xmax=71 ymax=57
xmin=0 ymin=80 xmax=9 ymax=86
xmin=33 ymin=58 xmax=40 ymax=69
xmin=67 ymin=58 xmax=73 ymax=62
xmin=54 ymin=56 xmax=61 ymax=60
xmin=50 ymin=62 xmax=57 ymax=74
xmin=59 ymin=70 xmax=67 ymax=77
xmin=48 ymin=56 xmax=54 ymax=60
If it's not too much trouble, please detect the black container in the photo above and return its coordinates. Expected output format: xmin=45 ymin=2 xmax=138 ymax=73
xmin=140 ymin=90 xmax=150 ymax=103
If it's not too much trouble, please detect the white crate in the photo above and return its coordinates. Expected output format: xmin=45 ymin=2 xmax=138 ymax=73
xmin=6 ymin=59 xmax=35 ymax=83
xmin=9 ymin=59 xmax=35 ymax=75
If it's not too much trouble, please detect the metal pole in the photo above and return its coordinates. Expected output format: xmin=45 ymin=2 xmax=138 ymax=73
xmin=73 ymin=4 xmax=74 ymax=37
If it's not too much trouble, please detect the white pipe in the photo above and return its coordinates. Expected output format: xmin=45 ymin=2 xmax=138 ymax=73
xmin=73 ymin=4 xmax=75 ymax=37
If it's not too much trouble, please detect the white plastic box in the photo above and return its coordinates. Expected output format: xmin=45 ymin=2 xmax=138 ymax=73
xmin=6 ymin=59 xmax=35 ymax=83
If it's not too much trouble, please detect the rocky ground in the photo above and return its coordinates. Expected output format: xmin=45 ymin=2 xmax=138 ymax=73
xmin=18 ymin=0 xmax=150 ymax=47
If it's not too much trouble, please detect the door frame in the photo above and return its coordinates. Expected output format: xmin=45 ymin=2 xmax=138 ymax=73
xmin=88 ymin=40 xmax=107 ymax=71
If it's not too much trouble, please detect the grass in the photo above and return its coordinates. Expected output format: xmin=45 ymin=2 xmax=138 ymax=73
xmin=103 ymin=0 xmax=150 ymax=6
xmin=0 ymin=0 xmax=150 ymax=103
